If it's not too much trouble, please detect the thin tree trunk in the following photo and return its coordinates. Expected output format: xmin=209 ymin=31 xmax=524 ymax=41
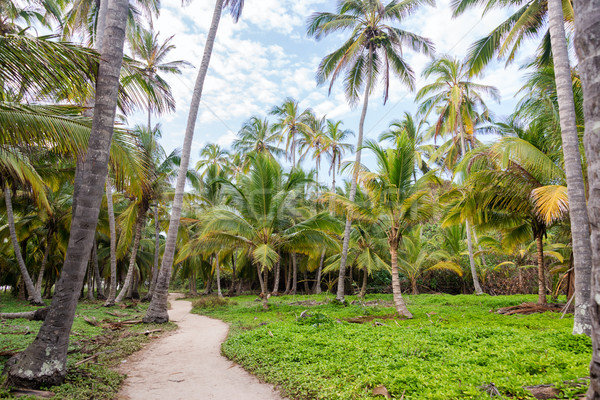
xmin=189 ymin=269 xmax=197 ymax=296
xmin=291 ymin=252 xmax=298 ymax=295
xmin=390 ymin=243 xmax=412 ymax=318
xmin=203 ymin=272 xmax=213 ymax=295
xmin=256 ymin=265 xmax=268 ymax=310
xmin=104 ymin=181 xmax=118 ymax=306
xmin=3 ymin=183 xmax=44 ymax=306
xmin=336 ymin=46 xmax=373 ymax=302
xmin=272 ymin=256 xmax=280 ymax=294
xmin=303 ymin=269 xmax=310 ymax=293
xmin=330 ymin=163 xmax=336 ymax=211
xmin=284 ymin=256 xmax=291 ymax=294
xmin=115 ymin=210 xmax=145 ymax=303
xmin=86 ymin=258 xmax=94 ymax=300
xmin=411 ymin=278 xmax=418 ymax=295
xmin=145 ymin=204 xmax=161 ymax=301
xmin=5 ymin=0 xmax=129 ymax=386
xmin=92 ymin=239 xmax=105 ymax=299
xmin=547 ymin=0 xmax=592 ymax=336
xmin=359 ymin=267 xmax=368 ymax=298
xmin=536 ymin=232 xmax=547 ymax=305
xmin=216 ymin=254 xmax=222 ymax=298
xmin=144 ymin=0 xmax=226 ymax=323
xmin=314 ymin=250 xmax=325 ymax=294
xmin=572 ymin=1 xmax=600 ymax=394
xmin=230 ymin=253 xmax=237 ymax=296
xmin=35 ymin=236 xmax=51 ymax=298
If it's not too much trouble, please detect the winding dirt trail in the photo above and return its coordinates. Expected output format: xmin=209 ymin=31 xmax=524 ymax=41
xmin=117 ymin=293 xmax=285 ymax=400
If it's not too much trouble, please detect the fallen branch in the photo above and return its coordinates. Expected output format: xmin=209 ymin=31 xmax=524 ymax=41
xmin=11 ymin=389 xmax=55 ymax=398
xmin=0 ymin=308 xmax=49 ymax=321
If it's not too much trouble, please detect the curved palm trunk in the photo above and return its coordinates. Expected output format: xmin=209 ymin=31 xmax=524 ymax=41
xmin=104 ymin=181 xmax=118 ymax=306
xmin=4 ymin=183 xmax=44 ymax=306
xmin=572 ymin=1 xmax=600 ymax=394
xmin=215 ymin=254 xmax=222 ymax=298
xmin=144 ymin=0 xmax=226 ymax=323
xmin=256 ymin=264 xmax=268 ymax=310
xmin=547 ymin=0 xmax=592 ymax=336
xmin=359 ymin=267 xmax=367 ymax=298
xmin=145 ymin=204 xmax=161 ymax=301
xmin=35 ymin=235 xmax=51 ymax=297
xmin=115 ymin=210 xmax=145 ymax=303
xmin=272 ymin=257 xmax=280 ymax=294
xmin=336 ymin=46 xmax=373 ymax=302
xmin=535 ymin=232 xmax=547 ymax=305
xmin=390 ymin=243 xmax=413 ymax=318
xmin=314 ymin=250 xmax=325 ymax=294
xmin=5 ymin=0 xmax=128 ymax=386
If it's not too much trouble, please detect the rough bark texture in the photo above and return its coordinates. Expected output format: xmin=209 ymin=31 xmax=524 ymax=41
xmin=145 ymin=205 xmax=161 ymax=301
xmin=547 ymin=0 xmax=593 ymax=336
xmin=104 ymin=181 xmax=118 ymax=306
xmin=390 ymin=245 xmax=413 ymax=318
xmin=336 ymin=46 xmax=373 ymax=303
xmin=572 ymin=0 xmax=600 ymax=395
xmin=4 ymin=183 xmax=44 ymax=306
xmin=144 ymin=0 xmax=225 ymax=323
xmin=4 ymin=0 xmax=128 ymax=386
xmin=0 ymin=308 xmax=48 ymax=321
xmin=115 ymin=211 xmax=145 ymax=303
xmin=536 ymin=233 xmax=547 ymax=305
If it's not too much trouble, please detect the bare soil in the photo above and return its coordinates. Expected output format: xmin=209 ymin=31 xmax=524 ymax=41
xmin=117 ymin=293 xmax=286 ymax=400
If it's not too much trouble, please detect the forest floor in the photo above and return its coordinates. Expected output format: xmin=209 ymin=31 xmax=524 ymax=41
xmin=117 ymin=293 xmax=286 ymax=400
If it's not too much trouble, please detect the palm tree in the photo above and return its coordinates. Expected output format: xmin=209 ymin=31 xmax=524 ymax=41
xmin=454 ymin=0 xmax=592 ymax=337
xmin=416 ymin=56 xmax=500 ymax=295
xmin=270 ymin=98 xmax=312 ymax=168
xmin=232 ymin=116 xmax=284 ymax=160
xmin=573 ymin=0 xmax=600 ymax=391
xmin=307 ymin=0 xmax=434 ymax=302
xmin=144 ymin=0 xmax=246 ymax=323
xmin=195 ymin=143 xmax=229 ymax=176
xmin=128 ymin=24 xmax=190 ymax=130
xmin=5 ymin=0 xmax=130 ymax=387
xmin=322 ymin=120 xmax=354 ymax=204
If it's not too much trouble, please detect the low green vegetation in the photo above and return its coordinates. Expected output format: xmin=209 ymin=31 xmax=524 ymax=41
xmin=192 ymin=294 xmax=591 ymax=400
xmin=0 ymin=295 xmax=176 ymax=399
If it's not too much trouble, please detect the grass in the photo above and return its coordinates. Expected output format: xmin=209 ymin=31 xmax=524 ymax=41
xmin=0 ymin=294 xmax=176 ymax=399
xmin=191 ymin=293 xmax=591 ymax=400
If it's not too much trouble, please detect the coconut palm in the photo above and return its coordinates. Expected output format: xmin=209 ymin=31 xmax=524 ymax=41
xmin=416 ymin=56 xmax=500 ymax=295
xmin=270 ymin=98 xmax=312 ymax=167
xmin=5 ymin=0 xmax=130 ymax=387
xmin=144 ymin=0 xmax=246 ymax=323
xmin=454 ymin=0 xmax=592 ymax=336
xmin=232 ymin=116 xmax=284 ymax=161
xmin=321 ymin=120 xmax=354 ymax=202
xmin=307 ymin=0 xmax=434 ymax=302
xmin=195 ymin=143 xmax=230 ymax=176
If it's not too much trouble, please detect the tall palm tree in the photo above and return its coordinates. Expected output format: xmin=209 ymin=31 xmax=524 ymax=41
xmin=573 ymin=0 xmax=600 ymax=392
xmin=144 ymin=0 xmax=245 ymax=323
xmin=5 ymin=0 xmax=130 ymax=387
xmin=454 ymin=0 xmax=592 ymax=336
xmin=270 ymin=98 xmax=312 ymax=168
xmin=322 ymin=120 xmax=354 ymax=203
xmin=416 ymin=56 xmax=500 ymax=295
xmin=195 ymin=143 xmax=230 ymax=176
xmin=232 ymin=116 xmax=284 ymax=160
xmin=307 ymin=0 xmax=434 ymax=302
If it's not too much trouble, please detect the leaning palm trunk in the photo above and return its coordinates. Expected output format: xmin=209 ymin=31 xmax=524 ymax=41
xmin=336 ymin=46 xmax=373 ymax=302
xmin=92 ymin=239 xmax=105 ymax=299
xmin=3 ymin=183 xmax=44 ymax=306
xmin=256 ymin=265 xmax=269 ymax=310
xmin=547 ymin=0 xmax=592 ymax=336
xmin=35 ymin=236 xmax=51 ymax=297
xmin=215 ymin=254 xmax=222 ymax=298
xmin=314 ymin=250 xmax=325 ymax=294
xmin=272 ymin=258 xmax=281 ymax=294
xmin=4 ymin=0 xmax=129 ymax=386
xmin=104 ymin=181 xmax=118 ymax=306
xmin=145 ymin=204 xmax=161 ymax=301
xmin=359 ymin=267 xmax=368 ymax=298
xmin=389 ymin=242 xmax=413 ymax=318
xmin=115 ymin=210 xmax=146 ymax=303
xmin=144 ymin=0 xmax=226 ymax=323
xmin=572 ymin=1 xmax=600 ymax=394
xmin=535 ymin=233 xmax=547 ymax=305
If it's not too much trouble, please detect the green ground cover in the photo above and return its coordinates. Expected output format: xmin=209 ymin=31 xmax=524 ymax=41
xmin=0 ymin=294 xmax=176 ymax=399
xmin=191 ymin=294 xmax=591 ymax=400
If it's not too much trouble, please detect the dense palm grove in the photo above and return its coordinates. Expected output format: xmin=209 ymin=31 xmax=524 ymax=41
xmin=2 ymin=0 xmax=600 ymax=395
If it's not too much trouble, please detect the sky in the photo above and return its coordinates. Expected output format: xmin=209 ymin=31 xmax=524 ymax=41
xmin=127 ymin=0 xmax=538 ymax=180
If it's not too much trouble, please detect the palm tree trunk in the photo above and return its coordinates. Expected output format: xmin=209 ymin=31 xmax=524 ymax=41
xmin=547 ymin=0 xmax=592 ymax=336
xmin=216 ymin=254 xmax=222 ymax=298
xmin=144 ymin=0 xmax=226 ymax=323
xmin=359 ymin=267 xmax=367 ymax=298
xmin=535 ymin=232 xmax=547 ymax=305
xmin=203 ymin=272 xmax=213 ymax=295
xmin=115 ymin=210 xmax=145 ymax=303
xmin=390 ymin=242 xmax=413 ymax=318
xmin=330 ymin=163 xmax=336 ymax=212
xmin=189 ymin=269 xmax=198 ymax=296
xmin=572 ymin=2 xmax=600 ymax=394
xmin=104 ymin=181 xmax=118 ymax=306
xmin=4 ymin=0 xmax=128 ymax=386
xmin=272 ymin=257 xmax=280 ymax=294
xmin=92 ymin=238 xmax=105 ymax=299
xmin=336 ymin=46 xmax=373 ymax=302
xmin=35 ymin=235 xmax=51 ymax=297
xmin=256 ymin=265 xmax=268 ymax=310
xmin=303 ymin=269 xmax=310 ymax=293
xmin=284 ymin=256 xmax=292 ymax=294
xmin=314 ymin=250 xmax=325 ymax=294
xmin=3 ymin=183 xmax=44 ymax=306
xmin=145 ymin=204 xmax=161 ymax=301
xmin=291 ymin=252 xmax=298 ymax=295
xmin=86 ymin=259 xmax=94 ymax=300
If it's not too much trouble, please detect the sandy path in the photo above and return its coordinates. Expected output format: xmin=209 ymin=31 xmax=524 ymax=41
xmin=117 ymin=294 xmax=285 ymax=400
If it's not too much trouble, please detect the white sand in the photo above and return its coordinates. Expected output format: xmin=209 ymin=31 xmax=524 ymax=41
xmin=117 ymin=293 xmax=285 ymax=400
